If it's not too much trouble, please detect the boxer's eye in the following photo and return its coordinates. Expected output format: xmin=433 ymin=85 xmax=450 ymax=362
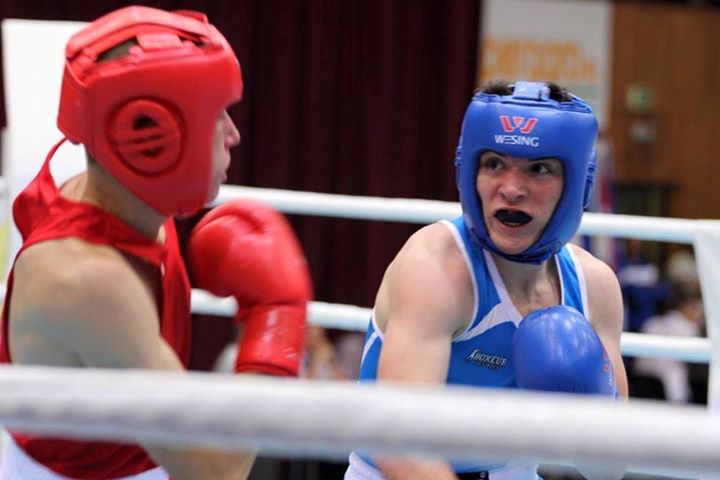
xmin=531 ymin=163 xmax=551 ymax=174
xmin=528 ymin=159 xmax=562 ymax=177
xmin=481 ymin=156 xmax=505 ymax=171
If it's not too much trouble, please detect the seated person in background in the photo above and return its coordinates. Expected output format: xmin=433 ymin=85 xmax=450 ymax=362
xmin=303 ymin=326 xmax=350 ymax=380
xmin=617 ymin=239 xmax=667 ymax=332
xmin=665 ymin=244 xmax=699 ymax=286
xmin=334 ymin=330 xmax=366 ymax=380
xmin=634 ymin=282 xmax=704 ymax=403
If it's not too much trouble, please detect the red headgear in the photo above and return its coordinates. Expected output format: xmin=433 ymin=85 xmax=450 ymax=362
xmin=57 ymin=6 xmax=243 ymax=216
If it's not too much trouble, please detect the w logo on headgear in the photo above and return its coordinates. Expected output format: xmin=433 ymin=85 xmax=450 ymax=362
xmin=499 ymin=115 xmax=538 ymax=134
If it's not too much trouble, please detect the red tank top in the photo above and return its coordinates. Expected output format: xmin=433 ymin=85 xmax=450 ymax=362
xmin=0 ymin=143 xmax=192 ymax=479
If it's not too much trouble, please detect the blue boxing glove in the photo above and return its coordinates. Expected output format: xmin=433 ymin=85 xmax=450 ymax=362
xmin=513 ymin=305 xmax=617 ymax=397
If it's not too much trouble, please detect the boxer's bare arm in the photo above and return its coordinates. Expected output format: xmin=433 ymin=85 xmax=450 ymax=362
xmin=377 ymin=225 xmax=471 ymax=383
xmin=568 ymin=245 xmax=628 ymax=480
xmin=374 ymin=224 xmax=472 ymax=480
xmin=569 ymin=245 xmax=628 ymax=399
xmin=10 ymin=239 xmax=256 ymax=480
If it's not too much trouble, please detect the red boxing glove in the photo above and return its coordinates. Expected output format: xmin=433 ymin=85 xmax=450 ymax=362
xmin=188 ymin=200 xmax=312 ymax=376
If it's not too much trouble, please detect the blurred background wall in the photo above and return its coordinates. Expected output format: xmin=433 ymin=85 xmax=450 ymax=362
xmin=0 ymin=0 xmax=718 ymax=375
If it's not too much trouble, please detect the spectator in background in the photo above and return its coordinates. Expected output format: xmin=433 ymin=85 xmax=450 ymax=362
xmin=617 ymin=239 xmax=668 ymax=332
xmin=634 ymin=282 xmax=705 ymax=403
xmin=333 ymin=331 xmax=365 ymax=380
xmin=304 ymin=326 xmax=350 ymax=380
xmin=666 ymin=244 xmax=699 ymax=286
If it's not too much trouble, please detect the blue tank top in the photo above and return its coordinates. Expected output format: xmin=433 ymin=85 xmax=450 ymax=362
xmin=356 ymin=217 xmax=590 ymax=473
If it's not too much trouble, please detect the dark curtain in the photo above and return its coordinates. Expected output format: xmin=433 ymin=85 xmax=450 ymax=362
xmin=0 ymin=0 xmax=481 ymax=369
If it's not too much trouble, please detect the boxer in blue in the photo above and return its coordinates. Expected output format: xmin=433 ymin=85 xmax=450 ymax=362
xmin=344 ymin=81 xmax=628 ymax=480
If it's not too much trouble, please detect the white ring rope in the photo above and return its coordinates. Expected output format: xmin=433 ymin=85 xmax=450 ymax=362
xmin=190 ymin=289 xmax=712 ymax=363
xmin=217 ymin=185 xmax=713 ymax=243
xmin=0 ymin=283 xmax=708 ymax=364
xmin=619 ymin=333 xmax=710 ymax=364
xmin=0 ymin=365 xmax=719 ymax=476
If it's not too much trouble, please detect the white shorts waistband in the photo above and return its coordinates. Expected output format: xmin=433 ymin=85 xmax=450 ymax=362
xmin=344 ymin=452 xmax=539 ymax=480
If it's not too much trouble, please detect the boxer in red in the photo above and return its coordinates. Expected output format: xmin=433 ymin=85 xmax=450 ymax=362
xmin=0 ymin=6 xmax=310 ymax=480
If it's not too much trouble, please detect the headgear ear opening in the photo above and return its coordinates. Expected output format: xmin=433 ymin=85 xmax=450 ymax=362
xmin=109 ymin=99 xmax=183 ymax=176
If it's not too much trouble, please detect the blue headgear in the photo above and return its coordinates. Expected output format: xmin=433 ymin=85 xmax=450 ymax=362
xmin=455 ymin=81 xmax=598 ymax=264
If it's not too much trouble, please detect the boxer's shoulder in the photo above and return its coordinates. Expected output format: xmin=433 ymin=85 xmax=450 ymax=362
xmin=391 ymin=223 xmax=468 ymax=278
xmin=567 ymin=243 xmax=619 ymax=301
xmin=14 ymin=238 xmax=155 ymax=330
xmin=9 ymin=239 xmax=163 ymax=369
xmin=378 ymin=222 xmax=473 ymax=336
xmin=567 ymin=243 xmax=613 ymax=276
xmin=16 ymin=237 xmax=134 ymax=291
